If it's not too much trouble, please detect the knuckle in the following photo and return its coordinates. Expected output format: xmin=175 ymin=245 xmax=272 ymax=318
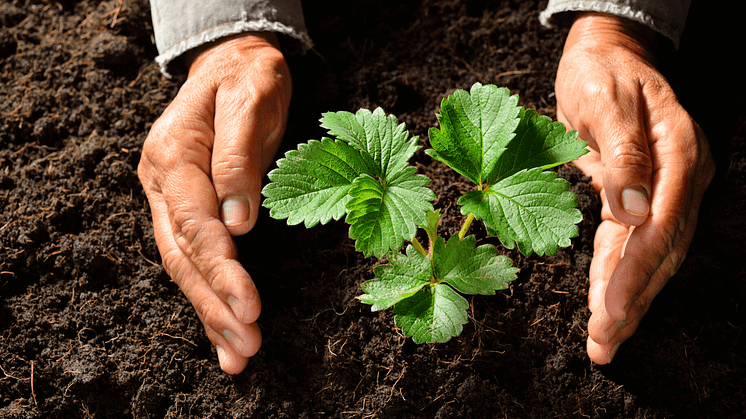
xmin=656 ymin=252 xmax=684 ymax=285
xmin=137 ymin=131 xmax=161 ymax=179
xmin=171 ymin=208 xmax=204 ymax=249
xmin=136 ymin=158 xmax=150 ymax=186
xmin=168 ymin=214 xmax=234 ymax=287
xmin=632 ymin=294 xmax=651 ymax=315
xmin=580 ymin=78 xmax=613 ymax=100
xmin=255 ymin=47 xmax=290 ymax=81
xmin=160 ymin=247 xmax=190 ymax=283
xmin=606 ymin=141 xmax=652 ymax=174
xmin=201 ymin=259 xmax=226 ymax=289
xmin=657 ymin=208 xmax=688 ymax=256
xmin=139 ymin=118 xmax=188 ymax=177
xmin=245 ymin=53 xmax=291 ymax=110
xmin=211 ymin=155 xmax=253 ymax=184
xmin=211 ymin=143 xmax=261 ymax=193
xmin=194 ymin=293 xmax=224 ymax=329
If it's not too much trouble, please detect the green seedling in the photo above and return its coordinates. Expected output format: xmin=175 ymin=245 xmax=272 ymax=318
xmin=262 ymin=82 xmax=588 ymax=344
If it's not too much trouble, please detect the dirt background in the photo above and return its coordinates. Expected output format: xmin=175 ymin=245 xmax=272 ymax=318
xmin=1 ymin=0 xmax=745 ymax=418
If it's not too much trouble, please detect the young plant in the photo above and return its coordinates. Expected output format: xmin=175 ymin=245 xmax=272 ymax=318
xmin=261 ymin=83 xmax=588 ymax=344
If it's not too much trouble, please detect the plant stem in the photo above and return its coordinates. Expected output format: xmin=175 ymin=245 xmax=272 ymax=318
xmin=458 ymin=213 xmax=475 ymax=241
xmin=412 ymin=237 xmax=428 ymax=257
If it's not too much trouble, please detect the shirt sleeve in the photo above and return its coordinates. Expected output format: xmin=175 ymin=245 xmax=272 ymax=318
xmin=539 ymin=0 xmax=691 ymax=49
xmin=149 ymin=0 xmax=313 ymax=77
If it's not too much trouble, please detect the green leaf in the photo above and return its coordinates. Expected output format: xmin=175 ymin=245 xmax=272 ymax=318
xmin=359 ymin=245 xmax=431 ymax=311
xmin=393 ymin=284 xmax=469 ymax=344
xmin=262 ymin=138 xmax=370 ymax=227
xmin=313 ymin=108 xmax=436 ymax=256
xmin=488 ymin=107 xmax=588 ymax=183
xmin=426 ymin=83 xmax=520 ymax=186
xmin=345 ymin=168 xmax=435 ymax=258
xmin=426 ymin=84 xmax=588 ymax=257
xmin=264 ymin=109 xmax=435 ymax=257
xmin=459 ymin=168 xmax=582 ymax=256
xmin=320 ymin=108 xmax=420 ymax=179
xmin=359 ymin=237 xmax=518 ymax=343
xmin=433 ymin=235 xmax=518 ymax=295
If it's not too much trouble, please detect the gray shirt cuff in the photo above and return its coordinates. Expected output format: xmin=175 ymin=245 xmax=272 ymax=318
xmin=149 ymin=0 xmax=313 ymax=77
xmin=539 ymin=0 xmax=691 ymax=49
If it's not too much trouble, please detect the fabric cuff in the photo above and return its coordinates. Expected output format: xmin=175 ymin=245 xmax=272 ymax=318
xmin=149 ymin=0 xmax=313 ymax=78
xmin=539 ymin=0 xmax=691 ymax=49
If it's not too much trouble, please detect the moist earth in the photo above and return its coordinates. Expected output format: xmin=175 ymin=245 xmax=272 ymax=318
xmin=1 ymin=0 xmax=745 ymax=418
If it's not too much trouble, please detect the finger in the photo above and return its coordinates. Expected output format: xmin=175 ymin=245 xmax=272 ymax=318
xmin=211 ymin=57 xmax=290 ymax=236
xmin=144 ymin=187 xmax=261 ymax=366
xmin=161 ymin=161 xmax=262 ymax=326
xmin=558 ymin=86 xmax=653 ymax=219
xmin=588 ymin=266 xmax=647 ymax=365
xmin=203 ymin=315 xmax=261 ymax=374
xmin=609 ymin=173 xmax=709 ymax=332
xmin=593 ymin=85 xmax=654 ymax=227
xmin=587 ymin=317 xmax=640 ymax=365
xmin=140 ymin=184 xmax=261 ymax=374
xmin=593 ymin=113 xmax=715 ymax=362
xmin=586 ymin=213 xmax=629 ymax=345
xmin=177 ymin=258 xmax=262 ymax=360
xmin=603 ymin=109 xmax=702 ymax=324
xmin=603 ymin=197 xmax=682 ymax=325
xmin=561 ymin=103 xmax=636 ymax=359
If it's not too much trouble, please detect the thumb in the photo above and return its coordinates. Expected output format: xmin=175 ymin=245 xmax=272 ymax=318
xmin=602 ymin=137 xmax=652 ymax=227
xmin=185 ymin=32 xmax=291 ymax=237
xmin=596 ymin=104 xmax=653 ymax=227
xmin=212 ymin=86 xmax=288 ymax=236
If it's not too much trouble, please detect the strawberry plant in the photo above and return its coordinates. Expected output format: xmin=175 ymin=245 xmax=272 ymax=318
xmin=262 ymin=83 xmax=588 ymax=344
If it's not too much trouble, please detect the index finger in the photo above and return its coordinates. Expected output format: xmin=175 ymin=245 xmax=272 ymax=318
xmin=604 ymin=113 xmax=701 ymax=322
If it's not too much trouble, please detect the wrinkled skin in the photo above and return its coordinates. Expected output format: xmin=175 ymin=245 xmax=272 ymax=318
xmin=554 ymin=13 xmax=716 ymax=364
xmin=138 ymin=32 xmax=291 ymax=374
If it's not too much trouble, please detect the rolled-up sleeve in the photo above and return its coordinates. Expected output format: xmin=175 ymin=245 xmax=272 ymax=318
xmin=149 ymin=0 xmax=313 ymax=77
xmin=539 ymin=0 xmax=691 ymax=49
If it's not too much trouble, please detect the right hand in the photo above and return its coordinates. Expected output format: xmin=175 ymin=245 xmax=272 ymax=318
xmin=554 ymin=13 xmax=715 ymax=364
xmin=138 ymin=32 xmax=291 ymax=374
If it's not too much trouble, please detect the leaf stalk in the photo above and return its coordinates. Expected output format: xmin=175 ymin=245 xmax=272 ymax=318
xmin=458 ymin=213 xmax=475 ymax=241
xmin=412 ymin=237 xmax=428 ymax=257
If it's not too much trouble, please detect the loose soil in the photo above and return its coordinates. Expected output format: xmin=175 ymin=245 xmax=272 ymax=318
xmin=1 ymin=0 xmax=745 ymax=418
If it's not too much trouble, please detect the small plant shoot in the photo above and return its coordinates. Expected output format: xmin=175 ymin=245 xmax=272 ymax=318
xmin=262 ymin=83 xmax=588 ymax=344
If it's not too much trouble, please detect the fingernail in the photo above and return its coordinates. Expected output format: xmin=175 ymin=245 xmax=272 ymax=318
xmin=607 ymin=343 xmax=621 ymax=364
xmin=223 ymin=329 xmax=245 ymax=355
xmin=266 ymin=125 xmax=282 ymax=146
xmin=227 ymin=295 xmax=248 ymax=323
xmin=216 ymin=345 xmax=227 ymax=368
xmin=622 ymin=186 xmax=649 ymax=217
xmin=221 ymin=195 xmax=250 ymax=227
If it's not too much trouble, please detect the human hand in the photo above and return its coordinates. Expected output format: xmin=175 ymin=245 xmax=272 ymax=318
xmin=138 ymin=32 xmax=291 ymax=374
xmin=554 ymin=13 xmax=715 ymax=364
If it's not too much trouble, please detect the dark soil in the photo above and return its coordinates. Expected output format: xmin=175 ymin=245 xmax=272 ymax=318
xmin=1 ymin=0 xmax=745 ymax=418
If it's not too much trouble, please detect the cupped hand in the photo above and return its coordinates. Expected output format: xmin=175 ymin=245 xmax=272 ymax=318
xmin=138 ymin=32 xmax=291 ymax=374
xmin=554 ymin=13 xmax=715 ymax=364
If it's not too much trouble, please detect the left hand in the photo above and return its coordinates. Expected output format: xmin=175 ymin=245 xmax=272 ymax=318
xmin=555 ymin=13 xmax=716 ymax=363
xmin=138 ymin=32 xmax=291 ymax=374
